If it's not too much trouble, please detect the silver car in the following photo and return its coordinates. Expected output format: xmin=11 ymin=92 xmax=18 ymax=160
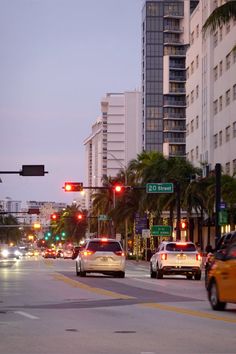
xmin=75 ymin=238 xmax=125 ymax=278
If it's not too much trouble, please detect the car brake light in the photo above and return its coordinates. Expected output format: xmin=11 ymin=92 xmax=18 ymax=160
xmin=161 ymin=253 xmax=167 ymax=260
xmin=81 ymin=250 xmax=94 ymax=256
xmin=176 ymin=242 xmax=187 ymax=245
xmin=114 ymin=250 xmax=125 ymax=256
xmin=196 ymin=254 xmax=201 ymax=261
xmin=101 ymin=238 xmax=108 ymax=242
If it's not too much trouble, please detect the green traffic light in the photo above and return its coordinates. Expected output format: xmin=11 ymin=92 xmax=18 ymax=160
xmin=55 ymin=235 xmax=60 ymax=241
xmin=61 ymin=232 xmax=66 ymax=237
xmin=45 ymin=236 xmax=49 ymax=240
xmin=47 ymin=232 xmax=51 ymax=237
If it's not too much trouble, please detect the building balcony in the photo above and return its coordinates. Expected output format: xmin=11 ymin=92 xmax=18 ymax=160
xmin=164 ymin=12 xmax=184 ymax=19
xmin=163 ymin=124 xmax=186 ymax=132
xmin=164 ymin=137 xmax=186 ymax=144
xmin=169 ymin=87 xmax=186 ymax=94
xmin=164 ymin=38 xmax=185 ymax=46
xmin=169 ymin=76 xmax=186 ymax=82
xmin=164 ymin=26 xmax=184 ymax=33
xmin=163 ymin=100 xmax=186 ymax=108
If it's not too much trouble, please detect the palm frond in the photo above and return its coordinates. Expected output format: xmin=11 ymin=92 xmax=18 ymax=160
xmin=202 ymin=1 xmax=236 ymax=34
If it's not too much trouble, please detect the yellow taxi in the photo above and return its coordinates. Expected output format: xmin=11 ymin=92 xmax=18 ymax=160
xmin=207 ymin=241 xmax=236 ymax=310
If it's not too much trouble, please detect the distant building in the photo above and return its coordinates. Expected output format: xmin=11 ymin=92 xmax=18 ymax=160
xmin=0 ymin=197 xmax=21 ymax=213
xmin=84 ymin=91 xmax=142 ymax=210
xmin=186 ymin=1 xmax=236 ymax=175
xmin=141 ymin=0 xmax=199 ymax=157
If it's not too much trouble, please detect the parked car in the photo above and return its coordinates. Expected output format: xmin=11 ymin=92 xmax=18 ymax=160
xmin=150 ymin=241 xmax=202 ymax=280
xmin=43 ymin=248 xmax=56 ymax=259
xmin=75 ymin=238 xmax=125 ymax=278
xmin=207 ymin=241 xmax=236 ymax=310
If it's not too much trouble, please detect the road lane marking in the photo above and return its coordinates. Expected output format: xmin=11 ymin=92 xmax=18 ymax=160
xmin=140 ymin=303 xmax=236 ymax=323
xmin=14 ymin=311 xmax=39 ymax=320
xmin=52 ymin=273 xmax=135 ymax=299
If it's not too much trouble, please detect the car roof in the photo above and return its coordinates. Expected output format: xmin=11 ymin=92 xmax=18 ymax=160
xmin=88 ymin=238 xmax=120 ymax=242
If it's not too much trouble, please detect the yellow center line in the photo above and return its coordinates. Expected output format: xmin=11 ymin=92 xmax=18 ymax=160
xmin=52 ymin=273 xmax=135 ymax=299
xmin=140 ymin=303 xmax=236 ymax=323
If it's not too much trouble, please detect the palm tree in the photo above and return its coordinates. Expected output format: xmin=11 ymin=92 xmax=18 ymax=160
xmin=202 ymin=1 xmax=236 ymax=34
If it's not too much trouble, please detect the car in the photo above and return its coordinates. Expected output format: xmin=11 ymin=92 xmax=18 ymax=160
xmin=63 ymin=248 xmax=73 ymax=259
xmin=43 ymin=248 xmax=56 ymax=259
xmin=150 ymin=241 xmax=202 ymax=280
xmin=75 ymin=238 xmax=125 ymax=278
xmin=72 ymin=246 xmax=84 ymax=260
xmin=207 ymin=241 xmax=236 ymax=311
xmin=0 ymin=246 xmax=22 ymax=260
xmin=216 ymin=231 xmax=236 ymax=251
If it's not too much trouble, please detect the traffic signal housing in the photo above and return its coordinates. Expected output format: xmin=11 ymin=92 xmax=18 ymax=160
xmin=64 ymin=182 xmax=83 ymax=192
xmin=180 ymin=219 xmax=188 ymax=231
xmin=114 ymin=184 xmax=124 ymax=193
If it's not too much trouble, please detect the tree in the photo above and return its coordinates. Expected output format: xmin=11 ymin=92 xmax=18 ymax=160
xmin=202 ymin=1 xmax=236 ymax=34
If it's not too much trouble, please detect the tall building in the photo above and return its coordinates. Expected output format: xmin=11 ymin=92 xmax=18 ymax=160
xmin=142 ymin=0 xmax=199 ymax=156
xmin=84 ymin=91 xmax=142 ymax=210
xmin=186 ymin=0 xmax=236 ymax=175
xmin=0 ymin=197 xmax=21 ymax=213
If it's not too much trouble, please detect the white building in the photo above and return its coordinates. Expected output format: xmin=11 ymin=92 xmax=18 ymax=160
xmin=84 ymin=91 xmax=142 ymax=210
xmin=0 ymin=197 xmax=21 ymax=213
xmin=186 ymin=0 xmax=236 ymax=175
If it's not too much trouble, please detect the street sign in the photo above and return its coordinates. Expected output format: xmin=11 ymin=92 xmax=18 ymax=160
xmin=142 ymin=229 xmax=150 ymax=238
xmin=146 ymin=183 xmax=173 ymax=194
xmin=151 ymin=225 xmax=172 ymax=237
xmin=98 ymin=214 xmax=109 ymax=221
xmin=135 ymin=213 xmax=148 ymax=234
xmin=219 ymin=202 xmax=227 ymax=210
xmin=219 ymin=210 xmax=228 ymax=225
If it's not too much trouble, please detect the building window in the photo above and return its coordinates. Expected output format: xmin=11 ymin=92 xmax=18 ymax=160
xmin=226 ymin=89 xmax=231 ymax=106
xmin=196 ymin=146 xmax=199 ymax=160
xmin=214 ymin=134 xmax=218 ymax=149
xmin=213 ymin=66 xmax=218 ymax=81
xmin=233 ymin=84 xmax=236 ymax=100
xmin=190 ymin=61 xmax=194 ymax=74
xmin=219 ymin=130 xmax=223 ymax=145
xmin=186 ymin=123 xmax=189 ymax=136
xmin=233 ymin=159 xmax=236 ymax=174
xmin=213 ymin=99 xmax=218 ymax=115
xmin=191 ymin=120 xmax=194 ymax=133
xmin=190 ymin=149 xmax=194 ymax=161
xmin=219 ymin=60 xmax=223 ymax=76
xmin=213 ymin=31 xmax=218 ymax=48
xmin=186 ymin=95 xmax=189 ymax=107
xmin=233 ymin=121 xmax=236 ymax=138
xmin=225 ymin=162 xmax=230 ymax=175
xmin=196 ymin=85 xmax=199 ymax=99
xmin=196 ymin=115 xmax=199 ymax=129
xmin=196 ymin=55 xmax=199 ymax=68
xmin=219 ymin=95 xmax=223 ymax=111
xmin=226 ymin=126 xmax=230 ymax=142
xmin=226 ymin=53 xmax=231 ymax=70
xmin=196 ymin=24 xmax=199 ymax=38
xmin=190 ymin=31 xmax=194 ymax=45
xmin=186 ymin=67 xmax=189 ymax=79
xmin=191 ymin=90 xmax=194 ymax=103
xmin=233 ymin=49 xmax=236 ymax=64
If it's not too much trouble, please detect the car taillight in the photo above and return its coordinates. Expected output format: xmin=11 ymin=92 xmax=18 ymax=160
xmin=161 ymin=253 xmax=167 ymax=261
xmin=81 ymin=250 xmax=94 ymax=256
xmin=196 ymin=253 xmax=201 ymax=261
xmin=114 ymin=250 xmax=125 ymax=256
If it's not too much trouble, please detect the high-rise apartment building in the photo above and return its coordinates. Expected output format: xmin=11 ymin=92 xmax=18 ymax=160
xmin=84 ymin=91 xmax=142 ymax=210
xmin=142 ymin=0 xmax=199 ymax=156
xmin=186 ymin=0 xmax=236 ymax=175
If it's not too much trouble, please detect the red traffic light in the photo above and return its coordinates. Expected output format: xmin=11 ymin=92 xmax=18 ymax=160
xmin=114 ymin=184 xmax=123 ymax=193
xmin=64 ymin=182 xmax=83 ymax=192
xmin=51 ymin=213 xmax=58 ymax=221
xmin=77 ymin=213 xmax=83 ymax=220
xmin=180 ymin=220 xmax=188 ymax=230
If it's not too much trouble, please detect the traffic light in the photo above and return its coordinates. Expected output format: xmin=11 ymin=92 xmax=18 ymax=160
xmin=63 ymin=182 xmax=83 ymax=192
xmin=55 ymin=235 xmax=60 ymax=241
xmin=51 ymin=213 xmax=58 ymax=221
xmin=180 ymin=220 xmax=188 ymax=231
xmin=76 ymin=213 xmax=83 ymax=221
xmin=114 ymin=184 xmax=124 ymax=193
xmin=61 ymin=231 xmax=66 ymax=237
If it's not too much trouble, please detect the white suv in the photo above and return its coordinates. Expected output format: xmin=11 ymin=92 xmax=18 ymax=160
xmin=150 ymin=241 xmax=202 ymax=280
xmin=75 ymin=238 xmax=125 ymax=278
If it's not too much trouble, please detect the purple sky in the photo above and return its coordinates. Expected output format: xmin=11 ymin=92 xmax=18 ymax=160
xmin=0 ymin=0 xmax=142 ymax=206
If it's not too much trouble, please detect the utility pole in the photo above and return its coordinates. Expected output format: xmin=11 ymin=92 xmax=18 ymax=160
xmin=215 ymin=163 xmax=221 ymax=247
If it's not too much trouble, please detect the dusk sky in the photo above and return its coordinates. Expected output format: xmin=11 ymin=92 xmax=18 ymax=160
xmin=0 ymin=0 xmax=142 ymax=206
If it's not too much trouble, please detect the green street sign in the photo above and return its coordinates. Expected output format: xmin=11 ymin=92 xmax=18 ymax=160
xmin=98 ymin=214 xmax=109 ymax=221
xmin=146 ymin=183 xmax=174 ymax=194
xmin=151 ymin=225 xmax=172 ymax=236
xmin=219 ymin=210 xmax=228 ymax=225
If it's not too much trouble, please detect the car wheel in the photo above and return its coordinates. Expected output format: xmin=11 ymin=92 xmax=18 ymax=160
xmin=150 ymin=264 xmax=156 ymax=278
xmin=186 ymin=274 xmax=192 ymax=280
xmin=194 ymin=271 xmax=201 ymax=280
xmin=79 ymin=263 xmax=86 ymax=277
xmin=116 ymin=271 xmax=125 ymax=278
xmin=156 ymin=264 xmax=163 ymax=279
xmin=209 ymin=280 xmax=226 ymax=311
xmin=76 ymin=263 xmax=80 ymax=276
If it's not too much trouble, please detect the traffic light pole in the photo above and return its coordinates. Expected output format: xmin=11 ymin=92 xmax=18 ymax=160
xmin=175 ymin=182 xmax=181 ymax=241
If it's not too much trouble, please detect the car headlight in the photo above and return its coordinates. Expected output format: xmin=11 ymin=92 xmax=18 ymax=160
xmin=14 ymin=250 xmax=21 ymax=256
xmin=2 ymin=249 xmax=9 ymax=257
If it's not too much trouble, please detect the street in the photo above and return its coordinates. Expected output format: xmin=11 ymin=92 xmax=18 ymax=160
xmin=0 ymin=257 xmax=236 ymax=354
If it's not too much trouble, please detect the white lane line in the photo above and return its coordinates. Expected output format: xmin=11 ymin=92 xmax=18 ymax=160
xmin=14 ymin=311 xmax=39 ymax=320
xmin=132 ymin=277 xmax=167 ymax=287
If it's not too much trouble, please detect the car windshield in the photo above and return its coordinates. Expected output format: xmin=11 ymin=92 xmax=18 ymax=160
xmin=166 ymin=243 xmax=196 ymax=252
xmin=88 ymin=241 xmax=122 ymax=252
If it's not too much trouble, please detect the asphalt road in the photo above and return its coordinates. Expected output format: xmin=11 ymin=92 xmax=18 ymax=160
xmin=0 ymin=257 xmax=235 ymax=354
